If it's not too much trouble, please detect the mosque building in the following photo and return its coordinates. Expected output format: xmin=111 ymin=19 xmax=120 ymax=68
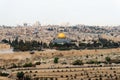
xmin=49 ymin=32 xmax=78 ymax=50
xmin=51 ymin=32 xmax=71 ymax=45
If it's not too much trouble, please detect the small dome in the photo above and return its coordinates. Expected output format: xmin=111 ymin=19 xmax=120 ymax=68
xmin=57 ymin=33 xmax=66 ymax=39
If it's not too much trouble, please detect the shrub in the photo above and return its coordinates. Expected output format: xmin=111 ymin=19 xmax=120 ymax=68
xmin=23 ymin=63 xmax=33 ymax=67
xmin=105 ymin=57 xmax=111 ymax=63
xmin=35 ymin=62 xmax=41 ymax=65
xmin=17 ymin=72 xmax=24 ymax=79
xmin=54 ymin=57 xmax=59 ymax=64
xmin=72 ymin=60 xmax=83 ymax=65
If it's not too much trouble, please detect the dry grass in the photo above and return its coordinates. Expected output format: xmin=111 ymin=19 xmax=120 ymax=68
xmin=0 ymin=48 xmax=119 ymax=60
xmin=0 ymin=77 xmax=11 ymax=80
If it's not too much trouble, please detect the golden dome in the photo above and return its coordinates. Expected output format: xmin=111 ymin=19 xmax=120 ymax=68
xmin=57 ymin=33 xmax=66 ymax=39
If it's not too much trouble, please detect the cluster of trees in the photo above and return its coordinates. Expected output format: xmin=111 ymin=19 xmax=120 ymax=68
xmin=79 ymin=38 xmax=120 ymax=49
xmin=23 ymin=63 xmax=34 ymax=67
xmin=8 ymin=62 xmax=41 ymax=69
xmin=72 ymin=60 xmax=83 ymax=65
xmin=17 ymin=72 xmax=38 ymax=80
xmin=17 ymin=72 xmax=26 ymax=80
xmin=86 ymin=60 xmax=101 ymax=64
xmin=0 ymin=72 xmax=9 ymax=77
xmin=8 ymin=62 xmax=41 ymax=70
xmin=1 ymin=37 xmax=120 ymax=51
xmin=72 ymin=56 xmax=115 ymax=66
xmin=2 ymin=38 xmax=47 ymax=51
xmin=49 ymin=38 xmax=120 ymax=50
xmin=49 ymin=43 xmax=77 ymax=50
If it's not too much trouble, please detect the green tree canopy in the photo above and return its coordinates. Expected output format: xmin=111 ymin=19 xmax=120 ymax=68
xmin=17 ymin=72 xmax=24 ymax=80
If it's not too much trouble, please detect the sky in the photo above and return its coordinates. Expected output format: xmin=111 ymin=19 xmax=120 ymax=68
xmin=0 ymin=0 xmax=120 ymax=26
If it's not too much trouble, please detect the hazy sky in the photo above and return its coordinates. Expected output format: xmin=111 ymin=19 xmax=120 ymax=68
xmin=0 ymin=0 xmax=120 ymax=26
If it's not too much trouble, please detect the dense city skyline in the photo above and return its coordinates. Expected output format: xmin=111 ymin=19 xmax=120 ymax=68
xmin=0 ymin=0 xmax=120 ymax=26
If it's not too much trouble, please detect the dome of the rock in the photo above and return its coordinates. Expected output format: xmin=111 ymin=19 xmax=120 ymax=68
xmin=57 ymin=33 xmax=66 ymax=39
